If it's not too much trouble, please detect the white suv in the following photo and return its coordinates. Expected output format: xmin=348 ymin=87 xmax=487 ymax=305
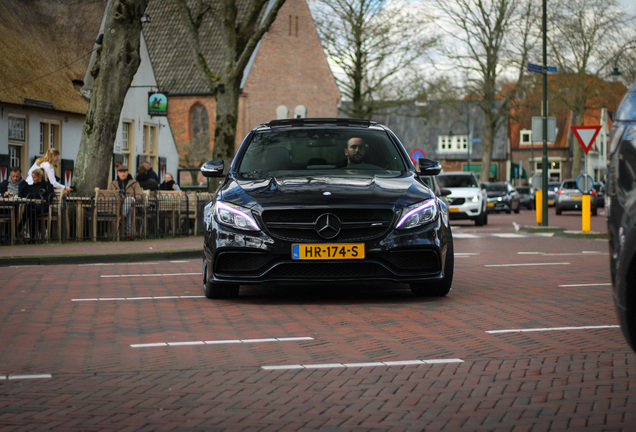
xmin=437 ymin=172 xmax=488 ymax=226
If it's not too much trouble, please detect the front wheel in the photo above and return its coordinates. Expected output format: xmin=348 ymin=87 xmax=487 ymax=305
xmin=203 ymin=260 xmax=239 ymax=299
xmin=204 ymin=280 xmax=239 ymax=299
xmin=411 ymin=233 xmax=454 ymax=297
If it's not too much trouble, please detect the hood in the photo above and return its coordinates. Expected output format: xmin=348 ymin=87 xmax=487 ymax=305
xmin=486 ymin=190 xmax=507 ymax=198
xmin=218 ymin=173 xmax=434 ymax=210
xmin=445 ymin=187 xmax=482 ymax=198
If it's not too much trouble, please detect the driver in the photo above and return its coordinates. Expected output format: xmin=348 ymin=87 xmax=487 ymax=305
xmin=345 ymin=137 xmax=367 ymax=165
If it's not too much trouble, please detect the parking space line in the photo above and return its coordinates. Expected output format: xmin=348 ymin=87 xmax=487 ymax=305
xmin=558 ymin=283 xmax=611 ymax=287
xmin=101 ymin=273 xmax=199 ymax=278
xmin=485 ymin=262 xmax=570 ymax=267
xmin=0 ymin=374 xmax=53 ymax=380
xmin=130 ymin=336 xmax=314 ymax=348
xmin=72 ymin=295 xmax=205 ymax=302
xmin=261 ymin=358 xmax=464 ymax=371
xmin=486 ymin=325 xmax=619 ymax=334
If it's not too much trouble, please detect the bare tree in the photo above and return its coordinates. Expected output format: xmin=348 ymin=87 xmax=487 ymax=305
xmin=432 ymin=0 xmax=539 ymax=181
xmin=311 ymin=0 xmax=438 ymax=119
xmin=74 ymin=0 xmax=149 ymax=195
xmin=546 ymin=0 xmax=636 ymax=176
xmin=175 ymin=0 xmax=286 ymax=172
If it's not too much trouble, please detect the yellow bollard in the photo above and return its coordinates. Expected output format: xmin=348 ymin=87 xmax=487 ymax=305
xmin=582 ymin=194 xmax=591 ymax=233
xmin=536 ymin=190 xmax=543 ymax=224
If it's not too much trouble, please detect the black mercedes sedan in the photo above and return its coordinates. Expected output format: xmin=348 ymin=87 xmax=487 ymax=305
xmin=607 ymin=79 xmax=636 ymax=353
xmin=200 ymin=118 xmax=453 ymax=299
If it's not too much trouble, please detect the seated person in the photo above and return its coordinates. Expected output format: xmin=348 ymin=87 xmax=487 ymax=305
xmin=159 ymin=173 xmax=180 ymax=191
xmin=136 ymin=165 xmax=159 ymax=191
xmin=0 ymin=167 xmax=25 ymax=197
xmin=18 ymin=168 xmax=54 ymax=237
xmin=105 ymin=165 xmax=144 ymax=240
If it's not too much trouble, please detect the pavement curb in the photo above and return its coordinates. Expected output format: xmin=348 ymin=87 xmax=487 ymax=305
xmin=0 ymin=249 xmax=200 ymax=267
xmin=517 ymin=224 xmax=607 ymax=239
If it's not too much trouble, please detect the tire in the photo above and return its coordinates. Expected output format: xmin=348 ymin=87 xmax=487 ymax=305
xmin=556 ymin=207 xmax=562 ymax=215
xmin=203 ymin=260 xmax=239 ymax=299
xmin=475 ymin=207 xmax=487 ymax=226
xmin=592 ymin=207 xmax=598 ymax=216
xmin=204 ymin=280 xmax=239 ymax=299
xmin=411 ymin=231 xmax=454 ymax=297
xmin=514 ymin=203 xmax=520 ymax=214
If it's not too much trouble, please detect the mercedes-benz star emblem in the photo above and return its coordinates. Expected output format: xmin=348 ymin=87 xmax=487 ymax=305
xmin=315 ymin=213 xmax=341 ymax=239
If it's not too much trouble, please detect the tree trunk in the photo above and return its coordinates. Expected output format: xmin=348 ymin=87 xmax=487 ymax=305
xmin=74 ymin=0 xmax=149 ymax=195
xmin=480 ymin=110 xmax=494 ymax=182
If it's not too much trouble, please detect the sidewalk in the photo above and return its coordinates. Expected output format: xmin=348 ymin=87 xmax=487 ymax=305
xmin=0 ymin=236 xmax=202 ymax=266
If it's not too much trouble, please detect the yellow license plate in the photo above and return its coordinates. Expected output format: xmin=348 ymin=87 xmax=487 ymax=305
xmin=487 ymin=203 xmax=495 ymax=207
xmin=292 ymin=243 xmax=365 ymax=260
xmin=572 ymin=195 xmax=582 ymax=200
xmin=449 ymin=208 xmax=459 ymax=213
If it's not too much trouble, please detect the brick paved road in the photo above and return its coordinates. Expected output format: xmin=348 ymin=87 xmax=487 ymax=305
xmin=1 ymin=211 xmax=633 ymax=431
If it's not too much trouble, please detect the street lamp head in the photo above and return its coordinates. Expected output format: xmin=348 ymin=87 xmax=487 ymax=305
xmin=611 ymin=67 xmax=622 ymax=77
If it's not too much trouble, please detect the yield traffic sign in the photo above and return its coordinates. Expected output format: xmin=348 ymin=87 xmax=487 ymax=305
xmin=571 ymin=125 xmax=602 ymax=154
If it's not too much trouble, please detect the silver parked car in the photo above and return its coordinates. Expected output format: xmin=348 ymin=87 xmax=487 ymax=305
xmin=555 ymin=179 xmax=598 ymax=216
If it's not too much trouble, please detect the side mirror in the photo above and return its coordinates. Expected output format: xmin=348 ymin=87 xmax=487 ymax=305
xmin=201 ymin=160 xmax=225 ymax=178
xmin=418 ymin=158 xmax=442 ymax=176
xmin=439 ymin=188 xmax=452 ymax=197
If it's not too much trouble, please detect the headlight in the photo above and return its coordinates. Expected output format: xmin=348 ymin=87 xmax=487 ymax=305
xmin=471 ymin=194 xmax=480 ymax=203
xmin=213 ymin=201 xmax=260 ymax=231
xmin=396 ymin=199 xmax=438 ymax=230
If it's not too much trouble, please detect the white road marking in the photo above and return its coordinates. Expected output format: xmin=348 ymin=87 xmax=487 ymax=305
xmin=558 ymin=283 xmax=612 ymax=287
xmin=0 ymin=374 xmax=53 ymax=380
xmin=130 ymin=336 xmax=314 ymax=348
xmin=262 ymin=358 xmax=464 ymax=371
xmin=100 ymin=273 xmax=199 ymax=278
xmin=486 ymin=325 xmax=620 ymax=334
xmin=72 ymin=295 xmax=204 ymax=302
xmin=485 ymin=262 xmax=570 ymax=267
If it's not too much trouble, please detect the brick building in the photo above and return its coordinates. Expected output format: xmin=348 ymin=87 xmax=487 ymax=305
xmin=144 ymin=0 xmax=340 ymax=181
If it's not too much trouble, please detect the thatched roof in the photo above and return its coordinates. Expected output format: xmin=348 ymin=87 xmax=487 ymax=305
xmin=0 ymin=0 xmax=107 ymax=114
xmin=143 ymin=0 xmax=255 ymax=95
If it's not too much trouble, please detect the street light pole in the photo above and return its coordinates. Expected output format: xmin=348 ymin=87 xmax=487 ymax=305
xmin=610 ymin=45 xmax=636 ymax=77
xmin=466 ymin=97 xmax=470 ymax=173
xmin=541 ymin=0 xmax=549 ymax=226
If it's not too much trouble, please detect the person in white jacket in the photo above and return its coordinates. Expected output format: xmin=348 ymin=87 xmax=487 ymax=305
xmin=26 ymin=148 xmax=71 ymax=195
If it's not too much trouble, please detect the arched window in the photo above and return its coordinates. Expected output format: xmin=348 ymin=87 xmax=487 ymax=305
xmin=276 ymin=105 xmax=289 ymax=120
xmin=190 ymin=103 xmax=209 ymax=152
xmin=294 ymin=105 xmax=307 ymax=118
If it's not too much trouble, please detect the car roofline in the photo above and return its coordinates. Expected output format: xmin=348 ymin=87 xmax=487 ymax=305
xmin=263 ymin=118 xmax=377 ymax=128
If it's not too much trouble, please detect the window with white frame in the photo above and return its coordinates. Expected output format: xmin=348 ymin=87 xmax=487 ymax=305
xmin=520 ymin=129 xmax=532 ymax=145
xmin=142 ymin=123 xmax=158 ymax=169
xmin=438 ymin=134 xmax=468 ymax=152
xmin=8 ymin=115 xmax=26 ymax=142
xmin=8 ymin=115 xmax=26 ymax=171
xmin=39 ymin=120 xmax=61 ymax=153
xmin=121 ymin=120 xmax=133 ymax=168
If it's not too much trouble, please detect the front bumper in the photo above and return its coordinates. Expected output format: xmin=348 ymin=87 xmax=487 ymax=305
xmin=204 ymin=217 xmax=450 ymax=285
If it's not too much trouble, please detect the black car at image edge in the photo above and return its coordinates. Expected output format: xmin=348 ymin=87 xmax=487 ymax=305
xmin=200 ymin=118 xmax=453 ymax=299
xmin=608 ymin=78 xmax=636 ymax=353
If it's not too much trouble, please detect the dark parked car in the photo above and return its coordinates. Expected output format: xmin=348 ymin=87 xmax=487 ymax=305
xmin=555 ymin=179 xmax=598 ymax=216
xmin=594 ymin=182 xmax=605 ymax=208
xmin=483 ymin=182 xmax=520 ymax=214
xmin=516 ymin=186 xmax=535 ymax=209
xmin=200 ymin=118 xmax=454 ymax=298
xmin=547 ymin=182 xmax=560 ymax=206
xmin=607 ymin=79 xmax=636 ymax=353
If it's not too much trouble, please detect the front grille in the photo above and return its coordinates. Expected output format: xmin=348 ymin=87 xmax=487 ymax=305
xmin=267 ymin=262 xmax=393 ymax=278
xmin=449 ymin=197 xmax=466 ymax=205
xmin=261 ymin=208 xmax=394 ymax=242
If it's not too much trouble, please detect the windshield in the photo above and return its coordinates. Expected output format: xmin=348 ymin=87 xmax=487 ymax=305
xmin=485 ymin=183 xmax=506 ymax=192
xmin=237 ymin=128 xmax=407 ymax=179
xmin=438 ymin=174 xmax=478 ymax=188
